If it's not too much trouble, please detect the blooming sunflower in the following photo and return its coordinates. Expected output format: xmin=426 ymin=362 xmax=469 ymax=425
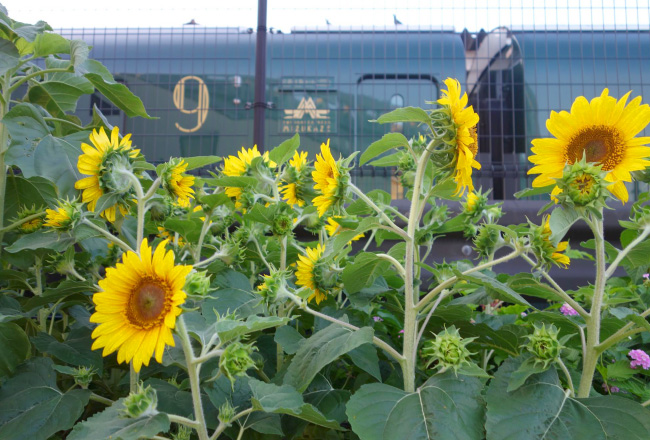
xmin=75 ymin=127 xmax=139 ymax=222
xmin=312 ymin=140 xmax=343 ymax=217
xmin=222 ymin=145 xmax=275 ymax=208
xmin=324 ymin=217 xmax=364 ymax=242
xmin=165 ymin=159 xmax=195 ymax=208
xmin=90 ymin=239 xmax=192 ymax=372
xmin=295 ymin=243 xmax=327 ymax=304
xmin=280 ymin=150 xmax=309 ymax=207
xmin=438 ymin=78 xmax=481 ymax=196
xmin=528 ymin=89 xmax=650 ymax=203
xmin=44 ymin=200 xmax=78 ymax=230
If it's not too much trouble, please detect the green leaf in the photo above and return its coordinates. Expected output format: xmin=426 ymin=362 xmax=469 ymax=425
xmin=184 ymin=312 xmax=289 ymax=347
xmin=33 ymin=135 xmax=83 ymax=198
xmin=274 ymin=325 xmax=305 ymax=355
xmin=374 ymin=107 xmax=431 ymax=125
xmin=268 ymin=133 xmax=300 ymax=166
xmin=26 ymin=77 xmax=94 ymax=117
xmin=2 ymin=175 xmax=56 ymax=221
xmin=69 ymin=39 xmax=89 ymax=68
xmin=200 ymin=193 xmax=232 ymax=209
xmin=548 ymin=207 xmax=580 ymax=244
xmin=514 ymin=184 xmax=555 ymax=199
xmin=249 ymin=379 xmax=343 ymax=430
xmin=284 ymin=324 xmax=374 ymax=392
xmin=368 ymin=151 xmax=402 ymax=167
xmin=0 ymin=39 xmax=20 ymax=75
xmin=347 ymin=372 xmax=485 ymax=440
xmin=507 ymin=355 xmax=549 ymax=392
xmin=429 ymin=176 xmax=462 ymax=200
xmin=0 ymin=358 xmax=91 ymax=440
xmin=342 ymin=252 xmax=390 ymax=294
xmin=0 ymin=323 xmax=30 ymax=377
xmin=79 ymin=60 xmax=153 ymax=118
xmin=210 ymin=175 xmax=258 ymax=188
xmin=3 ymin=103 xmax=51 ymax=174
xmin=67 ymin=398 xmax=170 ymax=440
xmin=33 ymin=32 xmax=70 ymax=57
xmin=456 ymin=270 xmax=532 ymax=307
xmin=360 ymin=132 xmax=409 ymax=165
xmin=182 ymin=155 xmax=221 ymax=171
xmin=31 ymin=328 xmax=103 ymax=373
xmin=504 ymin=273 xmax=561 ymax=302
xmin=163 ymin=218 xmax=198 ymax=238
xmin=6 ymin=230 xmax=76 ymax=253
xmin=201 ymin=271 xmax=263 ymax=317
xmin=486 ymin=356 xmax=650 ymax=439
xmin=348 ymin=344 xmax=381 ymax=381
xmin=23 ymin=279 xmax=94 ymax=311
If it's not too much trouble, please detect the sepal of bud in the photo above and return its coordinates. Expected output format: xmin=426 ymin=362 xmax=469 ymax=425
xmin=184 ymin=270 xmax=212 ymax=296
xmin=554 ymin=158 xmax=609 ymax=209
xmin=523 ymin=324 xmax=564 ymax=368
xmin=15 ymin=205 xmax=44 ymax=234
xmin=219 ymin=341 xmax=257 ymax=384
xmin=422 ymin=326 xmax=476 ymax=373
xmin=473 ymin=224 xmax=502 ymax=258
xmin=71 ymin=366 xmax=96 ymax=389
xmin=218 ymin=402 xmax=237 ymax=425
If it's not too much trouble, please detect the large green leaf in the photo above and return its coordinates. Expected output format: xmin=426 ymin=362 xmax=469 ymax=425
xmin=374 ymin=107 xmax=431 ymax=125
xmin=348 ymin=344 xmax=381 ymax=381
xmin=342 ymin=252 xmax=390 ymax=294
xmin=0 ymin=322 xmax=30 ymax=377
xmin=32 ymin=32 xmax=70 ymax=57
xmin=201 ymin=271 xmax=263 ymax=317
xmin=485 ymin=356 xmax=650 ymax=439
xmin=360 ymin=132 xmax=410 ymax=165
xmin=249 ymin=379 xmax=343 ymax=430
xmin=0 ymin=358 xmax=90 ymax=440
xmin=2 ymin=175 xmax=57 ymax=221
xmin=3 ymin=103 xmax=52 ymax=174
xmin=5 ymin=230 xmax=76 ymax=253
xmin=347 ymin=372 xmax=485 ymax=440
xmin=184 ymin=312 xmax=288 ymax=348
xmin=33 ymin=135 xmax=83 ymax=198
xmin=283 ymin=323 xmax=374 ymax=392
xmin=26 ymin=77 xmax=94 ymax=117
xmin=268 ymin=133 xmax=300 ymax=166
xmin=67 ymin=397 xmax=170 ymax=440
xmin=456 ymin=270 xmax=532 ymax=307
xmin=182 ymin=155 xmax=222 ymax=170
xmin=31 ymin=328 xmax=103 ymax=373
xmin=23 ymin=279 xmax=94 ymax=310
xmin=548 ymin=207 xmax=580 ymax=244
xmin=0 ymin=38 xmax=20 ymax=75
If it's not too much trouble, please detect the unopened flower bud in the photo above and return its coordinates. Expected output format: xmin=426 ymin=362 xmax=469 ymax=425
xmin=72 ymin=366 xmax=96 ymax=389
xmin=148 ymin=197 xmax=172 ymax=222
xmin=218 ymin=402 xmax=237 ymax=425
xmin=15 ymin=205 xmax=44 ymax=234
xmin=122 ymin=384 xmax=158 ymax=418
xmin=272 ymin=213 xmax=293 ymax=236
xmin=172 ymin=425 xmax=192 ymax=440
xmin=473 ymin=225 xmax=501 ymax=258
xmin=523 ymin=324 xmax=563 ymax=368
xmin=184 ymin=270 xmax=212 ymax=296
xmin=219 ymin=342 xmax=257 ymax=384
xmin=422 ymin=326 xmax=475 ymax=372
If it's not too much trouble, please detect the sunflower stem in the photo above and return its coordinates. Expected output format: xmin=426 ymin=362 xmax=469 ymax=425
xmin=604 ymin=226 xmax=650 ymax=279
xmin=81 ymin=218 xmax=134 ymax=253
xmin=129 ymin=363 xmax=139 ymax=394
xmin=0 ymin=211 xmax=46 ymax=234
xmin=577 ymin=213 xmax=605 ymax=398
xmin=556 ymin=357 xmax=575 ymax=397
xmin=349 ymin=183 xmax=409 ymax=241
xmin=0 ymin=74 xmax=12 ymax=257
xmin=176 ymin=315 xmax=210 ymax=440
xmin=194 ymin=208 xmax=214 ymax=263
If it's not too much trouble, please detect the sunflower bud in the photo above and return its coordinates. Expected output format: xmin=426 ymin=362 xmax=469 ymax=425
xmin=122 ymin=384 xmax=158 ymax=418
xmin=422 ymin=326 xmax=475 ymax=372
xmin=44 ymin=199 xmax=81 ymax=231
xmin=256 ymin=270 xmax=292 ymax=306
xmin=473 ymin=224 xmax=502 ymax=258
xmin=554 ymin=159 xmax=608 ymax=208
xmin=71 ymin=366 xmax=96 ymax=389
xmin=217 ymin=238 xmax=245 ymax=266
xmin=218 ymin=402 xmax=237 ymax=425
xmin=184 ymin=270 xmax=212 ymax=297
xmin=529 ymin=217 xmax=570 ymax=269
xmin=523 ymin=324 xmax=563 ymax=368
xmin=463 ymin=191 xmax=487 ymax=217
xmin=272 ymin=213 xmax=293 ymax=236
xmin=15 ymin=205 xmax=44 ymax=234
xmin=172 ymin=425 xmax=192 ymax=440
xmin=159 ymin=158 xmax=195 ymax=208
xmin=49 ymin=247 xmax=78 ymax=277
xmin=103 ymin=154 xmax=136 ymax=195
xmin=219 ymin=342 xmax=257 ymax=384
xmin=148 ymin=197 xmax=172 ymax=222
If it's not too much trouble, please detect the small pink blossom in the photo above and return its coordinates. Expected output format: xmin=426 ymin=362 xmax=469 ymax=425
xmin=560 ymin=303 xmax=579 ymax=316
xmin=629 ymin=349 xmax=650 ymax=370
xmin=397 ymin=329 xmax=404 ymax=338
xmin=603 ymin=383 xmax=620 ymax=393
xmin=643 ymin=273 xmax=649 ymax=280
xmin=520 ymin=312 xmax=527 ymax=317
xmin=372 ymin=316 xmax=383 ymax=322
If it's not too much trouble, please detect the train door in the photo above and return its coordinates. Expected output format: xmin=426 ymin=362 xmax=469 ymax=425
xmin=355 ymin=75 xmax=439 ymax=199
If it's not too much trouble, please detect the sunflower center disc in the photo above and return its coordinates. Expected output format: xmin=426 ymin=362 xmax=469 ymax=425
xmin=132 ymin=282 xmax=167 ymax=324
xmin=566 ymin=125 xmax=624 ymax=170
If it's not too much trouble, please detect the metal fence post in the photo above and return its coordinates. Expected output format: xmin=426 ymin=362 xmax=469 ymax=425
xmin=253 ymin=0 xmax=267 ymax=150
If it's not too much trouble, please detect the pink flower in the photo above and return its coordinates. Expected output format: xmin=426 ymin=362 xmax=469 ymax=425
xmin=560 ymin=303 xmax=579 ymax=316
xmin=643 ymin=273 xmax=649 ymax=280
xmin=372 ymin=316 xmax=383 ymax=322
xmin=397 ymin=329 xmax=404 ymax=338
xmin=629 ymin=349 xmax=650 ymax=370
xmin=603 ymin=383 xmax=620 ymax=393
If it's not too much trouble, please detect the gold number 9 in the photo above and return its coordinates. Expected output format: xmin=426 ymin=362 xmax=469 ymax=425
xmin=173 ymin=76 xmax=209 ymax=133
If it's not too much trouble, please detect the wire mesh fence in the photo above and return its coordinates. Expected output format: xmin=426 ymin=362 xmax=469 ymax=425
xmin=12 ymin=0 xmax=645 ymax=200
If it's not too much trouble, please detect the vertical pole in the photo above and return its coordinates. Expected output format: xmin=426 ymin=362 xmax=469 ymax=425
xmin=253 ymin=0 xmax=267 ymax=150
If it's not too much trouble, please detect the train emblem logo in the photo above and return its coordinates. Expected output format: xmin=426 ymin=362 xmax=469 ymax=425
xmin=281 ymin=96 xmax=332 ymax=133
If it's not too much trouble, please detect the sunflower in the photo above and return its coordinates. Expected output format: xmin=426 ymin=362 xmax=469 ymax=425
xmin=528 ymin=89 xmax=650 ymax=203
xmin=90 ymin=239 xmax=192 ymax=372
xmin=157 ymin=226 xmax=185 ymax=247
xmin=312 ymin=140 xmax=343 ymax=217
xmin=44 ymin=200 xmax=78 ymax=230
xmin=165 ymin=160 xmax=195 ymax=208
xmin=75 ymin=127 xmax=139 ymax=222
xmin=19 ymin=218 xmax=42 ymax=233
xmin=438 ymin=78 xmax=481 ymax=196
xmin=324 ymin=217 xmax=364 ymax=242
xmin=280 ymin=151 xmax=309 ymax=207
xmin=222 ymin=145 xmax=275 ymax=208
xmin=295 ymin=243 xmax=327 ymax=304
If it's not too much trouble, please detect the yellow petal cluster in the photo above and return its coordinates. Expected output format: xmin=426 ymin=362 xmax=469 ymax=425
xmin=222 ymin=145 xmax=275 ymax=207
xmin=312 ymin=140 xmax=341 ymax=216
xmin=295 ymin=243 xmax=327 ymax=304
xmin=75 ymin=127 xmax=139 ymax=222
xmin=89 ymin=239 xmax=192 ymax=372
xmin=168 ymin=160 xmax=195 ymax=208
xmin=438 ymin=78 xmax=481 ymax=196
xmin=528 ymin=89 xmax=650 ymax=203
xmin=280 ymin=150 xmax=308 ymax=207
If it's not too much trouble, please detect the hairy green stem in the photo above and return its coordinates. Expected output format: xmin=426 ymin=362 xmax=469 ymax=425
xmin=604 ymin=226 xmax=650 ymax=279
xmin=7 ymin=67 xmax=72 ymax=94
xmin=0 ymin=211 xmax=46 ymax=234
xmin=577 ymin=214 xmax=605 ymax=398
xmin=194 ymin=209 xmax=214 ymax=263
xmin=556 ymin=358 xmax=575 ymax=396
xmin=129 ymin=363 xmax=138 ymax=394
xmin=210 ymin=408 xmax=255 ymax=440
xmin=81 ymin=218 xmax=134 ymax=253
xmin=89 ymin=393 xmax=114 ymax=406
xmin=177 ymin=315 xmax=210 ymax=440
xmin=168 ymin=414 xmax=201 ymax=430
xmin=0 ymin=76 xmax=11 ymax=256
xmin=376 ymin=253 xmax=406 ymax=278
xmin=349 ymin=183 xmax=409 ymax=241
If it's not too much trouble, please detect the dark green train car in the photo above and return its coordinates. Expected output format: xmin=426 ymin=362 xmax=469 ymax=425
xmin=63 ymin=26 xmax=650 ymax=201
